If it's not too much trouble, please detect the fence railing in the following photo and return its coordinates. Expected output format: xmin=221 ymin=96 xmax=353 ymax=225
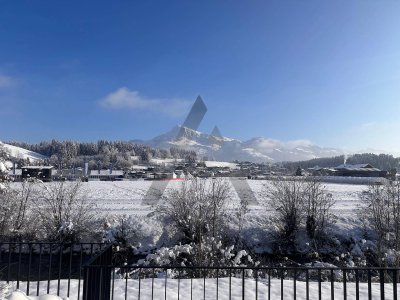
xmin=0 ymin=242 xmax=107 ymax=298
xmin=82 ymin=265 xmax=400 ymax=300
xmin=1 ymin=242 xmax=400 ymax=299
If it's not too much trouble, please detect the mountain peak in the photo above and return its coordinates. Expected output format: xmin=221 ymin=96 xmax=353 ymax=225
xmin=143 ymin=125 xmax=344 ymax=162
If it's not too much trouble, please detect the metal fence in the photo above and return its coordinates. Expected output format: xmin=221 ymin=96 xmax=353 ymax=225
xmin=0 ymin=242 xmax=108 ymax=298
xmin=1 ymin=242 xmax=400 ymax=299
xmin=82 ymin=265 xmax=400 ymax=300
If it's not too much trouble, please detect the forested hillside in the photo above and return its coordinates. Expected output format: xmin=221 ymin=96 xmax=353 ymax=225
xmin=5 ymin=140 xmax=197 ymax=169
xmin=283 ymin=153 xmax=400 ymax=171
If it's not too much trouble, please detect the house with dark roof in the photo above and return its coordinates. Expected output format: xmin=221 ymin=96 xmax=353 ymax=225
xmin=334 ymin=164 xmax=387 ymax=177
xmin=22 ymin=166 xmax=54 ymax=181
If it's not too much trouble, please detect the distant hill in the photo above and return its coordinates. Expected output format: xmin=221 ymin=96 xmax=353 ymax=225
xmin=0 ymin=141 xmax=46 ymax=164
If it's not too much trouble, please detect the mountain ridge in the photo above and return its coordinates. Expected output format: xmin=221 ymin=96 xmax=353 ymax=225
xmin=138 ymin=125 xmax=345 ymax=162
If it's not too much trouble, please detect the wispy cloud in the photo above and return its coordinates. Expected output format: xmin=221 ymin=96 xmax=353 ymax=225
xmin=99 ymin=87 xmax=191 ymax=117
xmin=248 ymin=137 xmax=315 ymax=153
xmin=0 ymin=74 xmax=16 ymax=89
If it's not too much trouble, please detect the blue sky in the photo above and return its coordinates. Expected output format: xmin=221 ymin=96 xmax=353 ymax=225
xmin=1 ymin=0 xmax=400 ymax=153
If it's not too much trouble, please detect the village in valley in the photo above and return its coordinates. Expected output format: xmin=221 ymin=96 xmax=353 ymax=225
xmin=2 ymin=1 xmax=400 ymax=299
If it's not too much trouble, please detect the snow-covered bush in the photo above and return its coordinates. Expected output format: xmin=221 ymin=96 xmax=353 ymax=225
xmin=103 ymin=214 xmax=142 ymax=246
xmin=140 ymin=237 xmax=258 ymax=267
xmin=158 ymin=178 xmax=231 ymax=244
xmin=133 ymin=237 xmax=259 ymax=279
xmin=32 ymin=181 xmax=96 ymax=242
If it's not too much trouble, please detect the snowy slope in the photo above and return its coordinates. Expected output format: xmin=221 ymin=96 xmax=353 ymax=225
xmin=138 ymin=125 xmax=343 ymax=163
xmin=0 ymin=141 xmax=47 ymax=163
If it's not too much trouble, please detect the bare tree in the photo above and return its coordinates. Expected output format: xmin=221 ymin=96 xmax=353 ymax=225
xmin=304 ymin=178 xmax=335 ymax=242
xmin=11 ymin=180 xmax=38 ymax=239
xmin=33 ymin=181 xmax=96 ymax=242
xmin=159 ymin=178 xmax=231 ymax=244
xmin=265 ymin=179 xmax=306 ymax=245
xmin=264 ymin=177 xmax=334 ymax=251
xmin=361 ymin=180 xmax=400 ymax=265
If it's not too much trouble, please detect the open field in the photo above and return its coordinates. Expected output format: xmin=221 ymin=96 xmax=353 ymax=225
xmin=66 ymin=179 xmax=367 ymax=217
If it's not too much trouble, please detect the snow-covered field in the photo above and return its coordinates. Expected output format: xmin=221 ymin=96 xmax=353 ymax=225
xmin=72 ymin=179 xmax=366 ymax=217
xmin=2 ymin=277 xmax=398 ymax=300
xmin=8 ymin=179 xmax=368 ymax=253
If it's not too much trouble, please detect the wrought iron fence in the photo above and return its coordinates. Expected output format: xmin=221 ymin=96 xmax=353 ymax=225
xmin=0 ymin=242 xmax=108 ymax=298
xmin=82 ymin=264 xmax=400 ymax=300
xmin=1 ymin=242 xmax=400 ymax=299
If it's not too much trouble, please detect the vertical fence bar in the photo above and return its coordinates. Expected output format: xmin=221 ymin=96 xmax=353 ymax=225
xmin=293 ymin=268 xmax=296 ymax=300
xmin=99 ymin=267 xmax=103 ymax=300
xmin=268 ymin=269 xmax=271 ymax=300
xmin=125 ymin=268 xmax=128 ymax=300
xmin=68 ymin=244 xmax=73 ymax=297
xmin=306 ymin=268 xmax=309 ymax=300
xmin=203 ymin=268 xmax=206 ymax=300
xmin=380 ymin=269 xmax=385 ymax=300
xmin=27 ymin=243 xmax=33 ymax=295
xmin=217 ymin=267 xmax=219 ymax=300
xmin=368 ymin=269 xmax=372 ymax=300
xmin=57 ymin=244 xmax=63 ymax=296
xmin=78 ymin=244 xmax=83 ymax=300
xmin=37 ymin=243 xmax=43 ymax=296
xmin=165 ymin=267 xmax=168 ymax=300
xmin=255 ymin=268 xmax=258 ymax=300
xmin=7 ymin=243 xmax=11 ymax=284
xmin=242 ymin=268 xmax=245 ymax=300
xmin=394 ymin=269 xmax=398 ymax=300
xmin=343 ymin=268 xmax=347 ymax=300
xmin=318 ymin=268 xmax=322 ymax=300
xmin=355 ymin=268 xmax=360 ymax=300
xmin=48 ymin=243 xmax=53 ymax=294
xmin=152 ymin=267 xmax=155 ymax=300
xmin=83 ymin=266 xmax=88 ymax=300
xmin=178 ymin=269 xmax=181 ymax=300
xmin=111 ymin=268 xmax=115 ymax=300
xmin=229 ymin=268 xmax=232 ymax=300
xmin=17 ymin=242 xmax=22 ymax=290
xmin=331 ymin=269 xmax=334 ymax=300
xmin=138 ymin=268 xmax=141 ymax=300
xmin=280 ymin=268 xmax=284 ymax=300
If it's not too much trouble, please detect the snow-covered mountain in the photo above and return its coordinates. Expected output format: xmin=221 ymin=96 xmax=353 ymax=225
xmin=138 ymin=126 xmax=344 ymax=162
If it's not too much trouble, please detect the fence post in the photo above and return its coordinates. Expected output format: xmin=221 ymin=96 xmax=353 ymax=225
xmin=82 ymin=244 xmax=113 ymax=300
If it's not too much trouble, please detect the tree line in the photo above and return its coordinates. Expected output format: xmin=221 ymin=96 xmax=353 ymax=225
xmin=5 ymin=140 xmax=197 ymax=169
xmin=283 ymin=153 xmax=400 ymax=172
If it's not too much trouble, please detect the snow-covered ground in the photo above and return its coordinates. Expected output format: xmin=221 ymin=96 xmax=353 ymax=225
xmin=2 ymin=277 xmax=398 ymax=300
xmin=67 ymin=179 xmax=366 ymax=217
xmin=8 ymin=179 xmax=368 ymax=252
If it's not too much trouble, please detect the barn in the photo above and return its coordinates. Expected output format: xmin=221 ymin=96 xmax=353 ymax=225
xmin=21 ymin=166 xmax=54 ymax=181
xmin=334 ymin=164 xmax=387 ymax=177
